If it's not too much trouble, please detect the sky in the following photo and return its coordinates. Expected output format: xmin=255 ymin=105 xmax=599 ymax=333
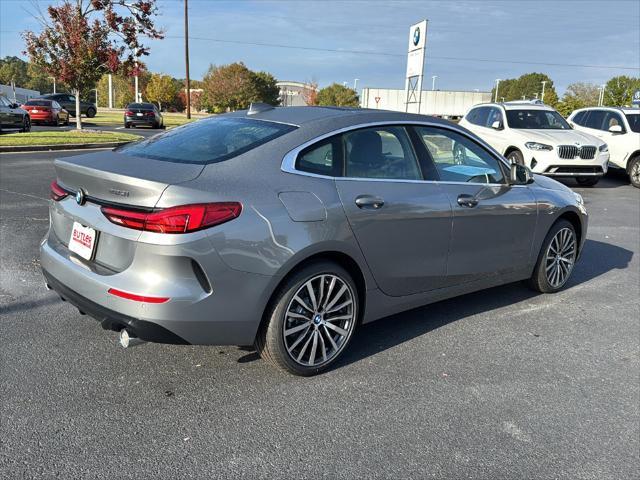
xmin=1 ymin=0 xmax=639 ymax=95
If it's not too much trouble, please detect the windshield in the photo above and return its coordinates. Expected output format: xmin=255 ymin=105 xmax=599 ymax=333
xmin=506 ymin=109 xmax=571 ymax=130
xmin=625 ymin=114 xmax=640 ymax=133
xmin=117 ymin=117 xmax=297 ymax=164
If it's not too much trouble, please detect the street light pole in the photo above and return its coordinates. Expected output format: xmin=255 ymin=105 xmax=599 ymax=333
xmin=431 ymin=75 xmax=438 ymax=91
xmin=354 ymin=78 xmax=359 ymax=91
xmin=184 ymin=0 xmax=191 ymax=119
xmin=494 ymin=79 xmax=501 ymax=102
xmin=541 ymin=80 xmax=547 ymax=103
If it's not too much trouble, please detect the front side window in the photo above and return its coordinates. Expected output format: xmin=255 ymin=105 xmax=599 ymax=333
xmin=602 ymin=111 xmax=625 ymax=132
xmin=625 ymin=114 xmax=640 ymax=133
xmin=506 ymin=109 xmax=571 ymax=130
xmin=486 ymin=107 xmax=503 ymax=128
xmin=415 ymin=126 xmax=506 ymax=184
xmin=343 ymin=127 xmax=421 ymax=180
xmin=583 ymin=110 xmax=606 ymax=130
xmin=118 ymin=117 xmax=297 ymax=164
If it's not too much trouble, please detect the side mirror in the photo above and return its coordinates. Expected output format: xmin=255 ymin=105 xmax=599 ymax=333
xmin=509 ymin=163 xmax=534 ymax=185
xmin=491 ymin=120 xmax=503 ymax=130
xmin=608 ymin=124 xmax=624 ymax=134
xmin=10 ymin=103 xmax=19 ymax=109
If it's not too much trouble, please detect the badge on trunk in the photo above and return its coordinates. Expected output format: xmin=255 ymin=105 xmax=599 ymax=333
xmin=75 ymin=188 xmax=86 ymax=206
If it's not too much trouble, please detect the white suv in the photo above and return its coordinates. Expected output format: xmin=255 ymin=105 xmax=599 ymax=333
xmin=567 ymin=107 xmax=640 ymax=188
xmin=460 ymin=102 xmax=609 ymax=186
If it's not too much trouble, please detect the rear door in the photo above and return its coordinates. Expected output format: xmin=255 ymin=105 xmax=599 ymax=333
xmin=414 ymin=125 xmax=537 ymax=285
xmin=333 ymin=125 xmax=453 ymax=296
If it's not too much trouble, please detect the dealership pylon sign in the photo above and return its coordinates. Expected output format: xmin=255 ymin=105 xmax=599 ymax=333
xmin=405 ymin=20 xmax=427 ymax=114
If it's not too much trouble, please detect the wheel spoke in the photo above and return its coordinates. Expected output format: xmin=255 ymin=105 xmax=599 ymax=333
xmin=296 ymin=332 xmax=314 ymax=362
xmin=308 ymin=331 xmax=319 ymax=365
xmin=325 ymin=284 xmax=347 ymax=312
xmin=318 ymin=330 xmax=327 ymax=362
xmin=326 ymin=299 xmax=352 ymax=314
xmin=306 ymin=280 xmax=318 ymax=311
xmin=325 ymin=314 xmax=352 ymax=322
xmin=324 ymin=321 xmax=348 ymax=337
xmin=322 ymin=276 xmax=337 ymax=309
xmin=288 ymin=327 xmax=311 ymax=352
xmin=287 ymin=311 xmax=312 ymax=321
xmin=293 ymin=295 xmax=314 ymax=313
xmin=284 ymin=321 xmax=311 ymax=336
xmin=318 ymin=275 xmax=325 ymax=309
xmin=323 ymin=325 xmax=339 ymax=351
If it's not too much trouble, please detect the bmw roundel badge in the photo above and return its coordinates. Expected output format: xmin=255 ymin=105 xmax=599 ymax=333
xmin=413 ymin=27 xmax=420 ymax=46
xmin=75 ymin=188 xmax=86 ymax=206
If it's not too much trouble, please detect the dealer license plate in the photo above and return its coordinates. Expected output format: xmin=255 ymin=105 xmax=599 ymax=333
xmin=69 ymin=222 xmax=97 ymax=260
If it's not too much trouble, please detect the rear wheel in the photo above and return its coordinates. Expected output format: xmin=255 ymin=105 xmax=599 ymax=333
xmin=124 ymin=122 xmax=131 ymax=129
xmin=628 ymin=156 xmax=640 ymax=188
xmin=576 ymin=177 xmax=599 ymax=187
xmin=86 ymin=107 xmax=96 ymax=118
xmin=528 ymin=219 xmax=577 ymax=293
xmin=256 ymin=261 xmax=359 ymax=376
xmin=507 ymin=149 xmax=525 ymax=165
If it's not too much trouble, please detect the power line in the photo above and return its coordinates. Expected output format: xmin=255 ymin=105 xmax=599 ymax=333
xmin=165 ymin=35 xmax=640 ymax=71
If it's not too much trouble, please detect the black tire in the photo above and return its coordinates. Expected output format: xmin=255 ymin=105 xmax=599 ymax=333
xmin=152 ymin=121 xmax=160 ymax=129
xmin=575 ymin=177 xmax=599 ymax=187
xmin=528 ymin=219 xmax=577 ymax=293
xmin=507 ymin=149 xmax=525 ymax=166
xmin=64 ymin=116 xmax=69 ymax=126
xmin=256 ymin=261 xmax=359 ymax=376
xmin=627 ymin=156 xmax=640 ymax=189
xmin=21 ymin=116 xmax=31 ymax=133
xmin=86 ymin=107 xmax=96 ymax=118
xmin=124 ymin=122 xmax=131 ymax=129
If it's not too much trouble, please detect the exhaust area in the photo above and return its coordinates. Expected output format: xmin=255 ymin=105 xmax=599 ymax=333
xmin=119 ymin=329 xmax=146 ymax=348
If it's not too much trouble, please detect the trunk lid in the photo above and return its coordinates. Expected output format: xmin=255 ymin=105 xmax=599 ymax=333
xmin=54 ymin=150 xmax=204 ymax=208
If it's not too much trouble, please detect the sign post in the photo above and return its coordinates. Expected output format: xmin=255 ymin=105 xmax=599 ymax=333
xmin=405 ymin=20 xmax=427 ymax=114
xmin=632 ymin=89 xmax=640 ymax=107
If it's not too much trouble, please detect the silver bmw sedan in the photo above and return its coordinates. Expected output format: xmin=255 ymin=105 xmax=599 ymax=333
xmin=41 ymin=105 xmax=587 ymax=375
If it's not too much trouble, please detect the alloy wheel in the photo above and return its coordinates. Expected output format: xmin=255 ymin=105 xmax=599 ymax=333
xmin=545 ymin=227 xmax=576 ymax=288
xmin=283 ymin=274 xmax=356 ymax=367
xmin=631 ymin=160 xmax=640 ymax=186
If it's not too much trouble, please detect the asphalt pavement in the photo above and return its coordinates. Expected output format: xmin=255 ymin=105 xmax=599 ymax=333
xmin=1 ymin=150 xmax=638 ymax=479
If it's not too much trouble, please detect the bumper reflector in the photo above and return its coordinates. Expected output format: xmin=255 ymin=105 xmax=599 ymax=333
xmin=108 ymin=288 xmax=170 ymax=304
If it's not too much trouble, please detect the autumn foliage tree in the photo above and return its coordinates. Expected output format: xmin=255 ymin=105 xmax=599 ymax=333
xmin=23 ymin=0 xmax=163 ymax=129
xmin=145 ymin=73 xmax=177 ymax=110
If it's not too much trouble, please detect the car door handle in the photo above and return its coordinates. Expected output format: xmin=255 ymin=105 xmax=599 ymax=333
xmin=355 ymin=195 xmax=385 ymax=209
xmin=457 ymin=194 xmax=478 ymax=208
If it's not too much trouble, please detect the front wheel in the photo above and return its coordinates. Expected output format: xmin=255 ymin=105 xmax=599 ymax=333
xmin=507 ymin=150 xmax=525 ymax=166
xmin=528 ymin=219 xmax=577 ymax=293
xmin=256 ymin=261 xmax=359 ymax=376
xmin=576 ymin=177 xmax=599 ymax=187
xmin=21 ymin=116 xmax=31 ymax=133
xmin=628 ymin=156 xmax=640 ymax=188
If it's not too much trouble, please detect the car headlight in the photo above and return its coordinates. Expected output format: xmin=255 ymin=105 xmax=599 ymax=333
xmin=525 ymin=142 xmax=553 ymax=151
xmin=573 ymin=192 xmax=584 ymax=206
xmin=599 ymin=144 xmax=608 ymax=153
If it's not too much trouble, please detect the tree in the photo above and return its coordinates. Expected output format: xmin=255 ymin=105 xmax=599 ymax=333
xmin=0 ymin=56 xmax=30 ymax=90
xmin=96 ymin=74 xmax=135 ymax=108
xmin=252 ymin=71 xmax=280 ymax=105
xmin=491 ymin=73 xmax=558 ymax=106
xmin=145 ymin=73 xmax=177 ymax=110
xmin=23 ymin=1 xmax=163 ymax=129
xmin=302 ymin=81 xmax=319 ymax=106
xmin=604 ymin=75 xmax=640 ymax=106
xmin=316 ymin=83 xmax=359 ymax=107
xmin=556 ymin=82 xmax=600 ymax=116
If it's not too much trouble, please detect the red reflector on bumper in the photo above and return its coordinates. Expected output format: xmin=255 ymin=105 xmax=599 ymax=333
xmin=108 ymin=288 xmax=169 ymax=304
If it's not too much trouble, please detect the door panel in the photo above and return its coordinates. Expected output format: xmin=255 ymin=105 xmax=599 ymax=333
xmin=337 ymin=179 xmax=452 ymax=296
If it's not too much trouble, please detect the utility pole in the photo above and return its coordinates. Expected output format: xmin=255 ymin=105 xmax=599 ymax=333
xmin=541 ymin=80 xmax=547 ymax=103
xmin=494 ymin=79 xmax=501 ymax=102
xmin=431 ymin=75 xmax=438 ymax=91
xmin=354 ymin=78 xmax=359 ymax=91
xmin=184 ymin=0 xmax=191 ymax=118
xmin=51 ymin=77 xmax=56 ymax=94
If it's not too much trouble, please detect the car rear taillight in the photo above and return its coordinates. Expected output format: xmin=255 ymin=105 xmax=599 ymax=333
xmin=101 ymin=202 xmax=242 ymax=234
xmin=146 ymin=111 xmax=155 ymax=116
xmin=125 ymin=110 xmax=134 ymax=116
xmin=50 ymin=181 xmax=69 ymax=201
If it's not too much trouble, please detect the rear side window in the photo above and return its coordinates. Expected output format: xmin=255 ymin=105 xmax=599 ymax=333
xmin=118 ymin=117 xmax=297 ymax=164
xmin=25 ymin=100 xmax=52 ymax=106
xmin=466 ymin=107 xmax=490 ymax=126
xmin=296 ymin=138 xmax=340 ymax=177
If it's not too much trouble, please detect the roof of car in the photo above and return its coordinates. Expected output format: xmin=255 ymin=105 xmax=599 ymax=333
xmin=573 ymin=106 xmax=640 ymax=114
xmin=226 ymin=105 xmax=454 ymax=127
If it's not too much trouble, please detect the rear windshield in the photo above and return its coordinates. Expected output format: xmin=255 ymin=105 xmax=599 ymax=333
xmin=506 ymin=109 xmax=571 ymax=130
xmin=117 ymin=117 xmax=297 ymax=164
xmin=625 ymin=114 xmax=640 ymax=133
xmin=25 ymin=100 xmax=52 ymax=106
xmin=127 ymin=103 xmax=155 ymax=110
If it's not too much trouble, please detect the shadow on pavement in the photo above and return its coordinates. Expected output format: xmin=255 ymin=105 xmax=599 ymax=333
xmin=560 ymin=169 xmax=631 ymax=190
xmin=0 ymin=294 xmax=61 ymax=316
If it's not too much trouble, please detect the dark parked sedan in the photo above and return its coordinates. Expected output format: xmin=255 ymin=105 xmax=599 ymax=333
xmin=124 ymin=103 xmax=164 ymax=129
xmin=0 ymin=95 xmax=30 ymax=132
xmin=41 ymin=105 xmax=587 ymax=376
xmin=39 ymin=93 xmax=96 ymax=118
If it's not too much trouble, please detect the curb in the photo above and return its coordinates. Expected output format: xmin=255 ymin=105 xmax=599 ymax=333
xmin=0 ymin=141 xmax=132 ymax=153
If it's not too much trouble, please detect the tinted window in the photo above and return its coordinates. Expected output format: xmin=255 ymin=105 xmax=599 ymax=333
xmin=118 ymin=117 xmax=296 ymax=164
xmin=52 ymin=101 xmax=62 ymax=109
xmin=602 ymin=111 xmax=625 ymax=132
xmin=0 ymin=97 xmax=11 ymax=107
xmin=343 ymin=127 xmax=421 ymax=180
xmin=572 ymin=111 xmax=586 ymax=125
xmin=625 ymin=114 xmax=640 ymax=133
xmin=467 ymin=106 xmax=490 ymax=126
xmin=296 ymin=138 xmax=339 ymax=177
xmin=486 ymin=107 xmax=503 ymax=127
xmin=415 ymin=126 xmax=506 ymax=184
xmin=128 ymin=103 xmax=155 ymax=110
xmin=584 ymin=110 xmax=606 ymax=130
xmin=506 ymin=109 xmax=570 ymax=130
xmin=25 ymin=100 xmax=52 ymax=106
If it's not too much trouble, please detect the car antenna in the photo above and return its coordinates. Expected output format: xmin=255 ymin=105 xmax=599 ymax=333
xmin=247 ymin=103 xmax=275 ymax=115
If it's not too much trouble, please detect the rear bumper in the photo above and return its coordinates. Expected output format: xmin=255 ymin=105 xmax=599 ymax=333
xmin=43 ymin=269 xmax=189 ymax=344
xmin=125 ymin=116 xmax=157 ymax=125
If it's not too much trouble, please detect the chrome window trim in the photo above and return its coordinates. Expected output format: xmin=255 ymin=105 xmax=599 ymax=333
xmin=281 ymin=120 xmax=517 ymax=187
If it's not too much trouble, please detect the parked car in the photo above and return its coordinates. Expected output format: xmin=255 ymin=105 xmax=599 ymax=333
xmin=41 ymin=105 xmax=587 ymax=376
xmin=0 ymin=95 xmax=31 ymax=132
xmin=124 ymin=102 xmax=164 ymax=129
xmin=39 ymin=93 xmax=96 ymax=118
xmin=21 ymin=99 xmax=70 ymax=126
xmin=567 ymin=107 xmax=640 ymax=188
xmin=459 ymin=102 xmax=609 ymax=187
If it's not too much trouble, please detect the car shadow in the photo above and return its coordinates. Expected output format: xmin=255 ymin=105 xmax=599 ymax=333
xmin=560 ymin=169 xmax=631 ymax=189
xmin=334 ymin=238 xmax=633 ymax=371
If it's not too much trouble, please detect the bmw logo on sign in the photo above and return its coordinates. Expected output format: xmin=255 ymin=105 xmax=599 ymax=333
xmin=75 ymin=188 xmax=86 ymax=206
xmin=413 ymin=27 xmax=420 ymax=46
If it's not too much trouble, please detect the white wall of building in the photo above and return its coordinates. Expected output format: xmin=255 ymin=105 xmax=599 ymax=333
xmin=361 ymin=88 xmax=492 ymax=118
xmin=0 ymin=84 xmax=41 ymax=104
